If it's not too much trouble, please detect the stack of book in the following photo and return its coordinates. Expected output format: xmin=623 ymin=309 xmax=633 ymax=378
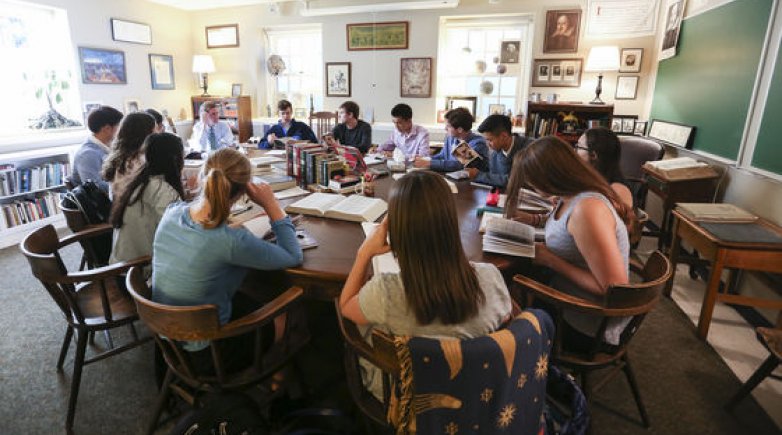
xmin=643 ymin=157 xmax=718 ymax=180
xmin=676 ymin=203 xmax=758 ymax=223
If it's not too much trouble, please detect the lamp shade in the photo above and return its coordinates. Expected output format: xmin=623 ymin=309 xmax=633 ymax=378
xmin=192 ymin=55 xmax=215 ymax=74
xmin=585 ymin=46 xmax=620 ymax=72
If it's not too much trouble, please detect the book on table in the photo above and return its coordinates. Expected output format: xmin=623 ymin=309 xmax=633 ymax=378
xmin=242 ymin=215 xmax=318 ymax=249
xmin=676 ymin=203 xmax=758 ymax=223
xmin=482 ymin=216 xmax=536 ymax=258
xmin=254 ymin=173 xmax=296 ymax=191
xmin=285 ymin=192 xmax=387 ymax=223
xmin=643 ymin=157 xmax=719 ymax=180
xmin=361 ymin=222 xmax=400 ymax=274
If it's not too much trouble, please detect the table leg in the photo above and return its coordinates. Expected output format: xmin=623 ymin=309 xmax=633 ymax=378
xmin=697 ymin=250 xmax=726 ymax=340
xmin=658 ymin=207 xmax=670 ymax=251
xmin=664 ymin=216 xmax=682 ymax=298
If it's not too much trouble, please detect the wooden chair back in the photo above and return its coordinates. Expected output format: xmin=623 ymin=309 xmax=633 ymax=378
xmin=309 ymin=111 xmax=338 ymax=140
xmin=126 ymin=266 xmax=306 ymax=389
xmin=60 ymin=199 xmax=110 ymax=268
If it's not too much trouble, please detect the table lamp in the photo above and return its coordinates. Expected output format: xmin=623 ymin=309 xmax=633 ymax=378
xmin=585 ymin=46 xmax=620 ymax=105
xmin=192 ymin=55 xmax=215 ymax=96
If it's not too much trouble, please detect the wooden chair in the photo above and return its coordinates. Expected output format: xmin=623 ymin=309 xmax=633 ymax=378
xmin=726 ymin=326 xmax=782 ymax=410
xmin=20 ymin=224 xmax=152 ymax=433
xmin=513 ymin=251 xmax=672 ymax=428
xmin=336 ymin=301 xmax=558 ymax=433
xmin=618 ymin=136 xmax=665 ymax=243
xmin=60 ymin=199 xmax=111 ymax=270
xmin=309 ymin=111 xmax=338 ymax=140
xmin=125 ymin=266 xmax=309 ymax=435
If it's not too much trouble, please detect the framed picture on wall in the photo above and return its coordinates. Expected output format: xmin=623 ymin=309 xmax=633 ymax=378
xmin=206 ymin=24 xmax=239 ymax=48
xmin=124 ymin=99 xmax=140 ymax=114
xmin=110 ymin=18 xmax=151 ymax=45
xmin=489 ymin=104 xmax=506 ymax=115
xmin=500 ymin=41 xmax=521 ymax=64
xmin=445 ymin=96 xmax=478 ymax=116
xmin=148 ymin=54 xmax=174 ymax=90
xmin=615 ymin=76 xmax=639 ymax=100
xmin=347 ymin=21 xmax=408 ymax=50
xmin=531 ymin=58 xmax=582 ymax=87
xmin=543 ymin=9 xmax=581 ymax=53
xmin=400 ymin=57 xmax=432 ymax=98
xmin=231 ymin=83 xmax=242 ymax=96
xmin=634 ymin=120 xmax=648 ymax=136
xmin=648 ymin=119 xmax=696 ymax=148
xmin=619 ymin=48 xmax=643 ymax=72
xmin=325 ymin=62 xmax=351 ymax=97
xmin=79 ymin=47 xmax=127 ymax=84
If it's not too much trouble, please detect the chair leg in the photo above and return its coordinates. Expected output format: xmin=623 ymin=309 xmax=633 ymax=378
xmin=147 ymin=369 xmax=175 ymax=435
xmin=57 ymin=326 xmax=74 ymax=372
xmin=66 ymin=330 xmax=88 ymax=433
xmin=726 ymin=355 xmax=779 ymax=410
xmin=79 ymin=254 xmax=87 ymax=271
xmin=622 ymin=355 xmax=650 ymax=428
xmin=103 ymin=330 xmax=114 ymax=349
xmin=88 ymin=331 xmax=95 ymax=346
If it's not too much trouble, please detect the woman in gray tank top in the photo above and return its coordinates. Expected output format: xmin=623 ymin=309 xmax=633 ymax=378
xmin=504 ymin=136 xmax=632 ymax=348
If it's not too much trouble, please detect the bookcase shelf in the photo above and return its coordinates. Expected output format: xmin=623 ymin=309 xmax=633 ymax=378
xmin=191 ymin=96 xmax=253 ymax=143
xmin=0 ymin=148 xmax=72 ymax=248
xmin=526 ymin=102 xmax=614 ymax=145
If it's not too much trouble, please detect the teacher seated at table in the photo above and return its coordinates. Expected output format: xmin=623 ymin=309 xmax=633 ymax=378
xmin=329 ymin=100 xmax=372 ymax=154
xmin=376 ymin=103 xmax=429 ymax=160
xmin=339 ymin=171 xmax=512 ymax=399
xmin=414 ymin=107 xmax=488 ymax=172
xmin=259 ymin=99 xmax=318 ymax=149
xmin=151 ymin=147 xmax=303 ymax=373
xmin=188 ymin=101 xmax=235 ymax=153
xmin=504 ymin=136 xmax=630 ymax=353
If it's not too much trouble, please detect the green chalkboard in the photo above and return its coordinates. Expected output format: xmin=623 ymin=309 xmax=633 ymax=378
xmin=752 ymin=33 xmax=782 ymax=175
xmin=649 ymin=0 xmax=772 ymax=160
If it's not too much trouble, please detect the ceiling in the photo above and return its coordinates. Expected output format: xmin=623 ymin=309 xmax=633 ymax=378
xmin=145 ymin=0 xmax=461 ymax=12
xmin=145 ymin=0 xmax=295 ymax=11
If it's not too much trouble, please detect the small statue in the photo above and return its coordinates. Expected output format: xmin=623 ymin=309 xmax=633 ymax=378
xmin=558 ymin=111 xmax=579 ymax=134
xmin=266 ymin=104 xmax=272 ymax=117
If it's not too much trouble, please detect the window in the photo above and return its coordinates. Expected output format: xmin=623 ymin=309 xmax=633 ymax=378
xmin=264 ymin=25 xmax=323 ymax=117
xmin=437 ymin=16 xmax=533 ymax=121
xmin=0 ymin=1 xmax=81 ymax=137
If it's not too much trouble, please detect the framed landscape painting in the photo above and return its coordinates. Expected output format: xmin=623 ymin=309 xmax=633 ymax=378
xmin=79 ymin=47 xmax=127 ymax=84
xmin=347 ymin=21 xmax=408 ymax=50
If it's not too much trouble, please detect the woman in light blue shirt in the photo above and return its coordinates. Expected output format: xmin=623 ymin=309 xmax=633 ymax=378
xmin=152 ymin=147 xmax=302 ymax=372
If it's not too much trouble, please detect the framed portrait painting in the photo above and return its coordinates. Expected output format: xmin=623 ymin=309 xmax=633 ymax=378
xmin=79 ymin=47 xmax=127 ymax=84
xmin=620 ymin=48 xmax=643 ymax=73
xmin=500 ymin=41 xmax=521 ymax=64
xmin=400 ymin=57 xmax=432 ymax=98
xmin=148 ymin=54 xmax=174 ymax=90
xmin=325 ymin=62 xmax=351 ymax=97
xmin=347 ymin=21 xmax=408 ymax=50
xmin=543 ymin=9 xmax=581 ymax=53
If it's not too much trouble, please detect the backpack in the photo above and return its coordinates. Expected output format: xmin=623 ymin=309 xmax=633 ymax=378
xmin=61 ymin=181 xmax=112 ymax=266
xmin=170 ymin=392 xmax=269 ymax=435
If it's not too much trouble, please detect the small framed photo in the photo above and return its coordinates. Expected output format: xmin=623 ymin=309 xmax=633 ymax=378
xmin=622 ymin=118 xmax=636 ymax=133
xmin=206 ymin=24 xmax=239 ymax=48
xmin=325 ymin=62 xmax=351 ymax=97
xmin=82 ymin=101 xmax=102 ymax=123
xmin=111 ymin=18 xmax=152 ymax=45
xmin=532 ymin=58 xmax=582 ymax=87
xmin=79 ymin=47 xmax=126 ymax=84
xmin=500 ymin=41 xmax=521 ymax=64
xmin=648 ymin=119 xmax=696 ymax=148
xmin=400 ymin=57 xmax=432 ymax=98
xmin=294 ymin=108 xmax=308 ymax=119
xmin=489 ymin=104 xmax=506 ymax=115
xmin=615 ymin=75 xmax=639 ymax=100
xmin=231 ymin=83 xmax=242 ymax=96
xmin=620 ymin=48 xmax=643 ymax=73
xmin=445 ymin=96 xmax=478 ymax=116
xmin=149 ymin=54 xmax=174 ymax=90
xmin=634 ymin=120 xmax=648 ymax=136
xmin=437 ymin=109 xmax=447 ymax=124
xmin=611 ymin=118 xmax=623 ymax=133
xmin=124 ymin=99 xmax=140 ymax=114
xmin=543 ymin=9 xmax=581 ymax=53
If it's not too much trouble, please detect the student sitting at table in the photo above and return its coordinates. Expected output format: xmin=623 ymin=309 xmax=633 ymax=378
xmin=414 ymin=107 xmax=488 ymax=172
xmin=109 ymin=133 xmax=185 ymax=269
xmin=467 ymin=114 xmax=532 ymax=188
xmin=260 ymin=99 xmax=318 ymax=149
xmin=102 ymin=111 xmax=157 ymax=200
xmin=339 ymin=171 xmax=512 ymax=399
xmin=376 ymin=103 xmax=429 ymax=159
xmin=189 ymin=101 xmax=235 ymax=152
xmin=329 ymin=101 xmax=372 ymax=154
xmin=71 ymin=105 xmax=124 ymax=193
xmin=152 ymin=147 xmax=303 ymax=373
xmin=504 ymin=136 xmax=630 ymax=352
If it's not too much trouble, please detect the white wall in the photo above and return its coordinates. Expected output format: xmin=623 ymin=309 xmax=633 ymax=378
xmin=28 ymin=0 xmax=195 ymax=121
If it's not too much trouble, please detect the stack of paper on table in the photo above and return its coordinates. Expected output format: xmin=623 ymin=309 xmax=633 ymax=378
xmin=676 ymin=203 xmax=758 ymax=223
xmin=482 ymin=217 xmax=536 ymax=258
xmin=643 ymin=157 xmax=718 ymax=180
xmin=361 ymin=222 xmax=400 ymax=274
xmin=274 ymin=186 xmax=310 ymax=199
xmin=285 ymin=192 xmax=387 ymax=223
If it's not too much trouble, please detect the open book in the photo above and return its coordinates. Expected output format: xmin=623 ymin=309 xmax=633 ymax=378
xmin=498 ymin=188 xmax=554 ymax=213
xmin=643 ymin=157 xmax=718 ymax=180
xmin=479 ymin=212 xmax=545 ymax=241
xmin=482 ymin=216 xmax=536 ymax=258
xmin=285 ymin=192 xmax=387 ymax=223
xmin=361 ymin=222 xmax=400 ymax=274
xmin=242 ymin=215 xmax=318 ymax=249
xmin=676 ymin=203 xmax=758 ymax=223
xmin=451 ymin=141 xmax=483 ymax=169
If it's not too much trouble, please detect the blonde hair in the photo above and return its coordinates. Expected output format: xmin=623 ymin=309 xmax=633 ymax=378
xmin=197 ymin=148 xmax=251 ymax=229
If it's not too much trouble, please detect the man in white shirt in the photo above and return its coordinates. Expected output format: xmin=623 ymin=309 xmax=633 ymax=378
xmin=190 ymin=101 xmax=235 ymax=152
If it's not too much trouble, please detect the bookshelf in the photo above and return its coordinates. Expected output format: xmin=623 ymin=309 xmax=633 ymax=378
xmin=191 ymin=96 xmax=253 ymax=143
xmin=526 ymin=102 xmax=614 ymax=145
xmin=0 ymin=147 xmax=72 ymax=248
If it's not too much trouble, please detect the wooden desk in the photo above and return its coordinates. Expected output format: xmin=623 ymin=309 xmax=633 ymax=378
xmin=642 ymin=166 xmax=719 ymax=250
xmin=665 ymin=210 xmax=782 ymax=339
xmin=266 ymin=177 xmax=518 ymax=300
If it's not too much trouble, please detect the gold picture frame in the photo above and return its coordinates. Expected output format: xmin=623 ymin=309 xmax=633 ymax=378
xmin=347 ymin=21 xmax=408 ymax=51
